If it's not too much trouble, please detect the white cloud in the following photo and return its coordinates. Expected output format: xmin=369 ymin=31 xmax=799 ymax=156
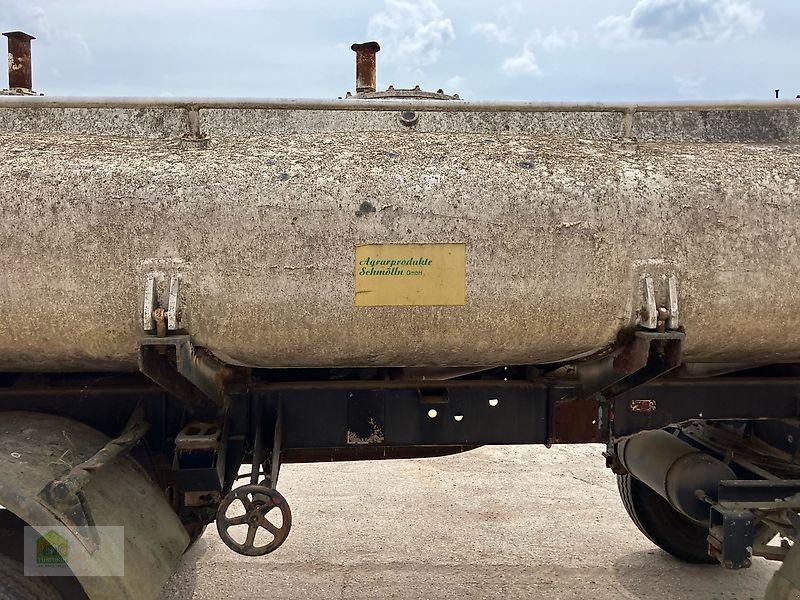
xmin=368 ymin=0 xmax=455 ymax=69
xmin=471 ymin=21 xmax=513 ymax=44
xmin=673 ymin=75 xmax=706 ymax=97
xmin=501 ymin=48 xmax=541 ymax=77
xmin=499 ymin=28 xmax=577 ymax=78
xmin=529 ymin=28 xmax=579 ymax=51
xmin=444 ymin=75 xmax=464 ymax=89
xmin=597 ymin=0 xmax=763 ymax=44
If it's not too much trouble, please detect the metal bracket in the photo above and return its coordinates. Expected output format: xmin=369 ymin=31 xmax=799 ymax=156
xmin=611 ymin=108 xmax=639 ymax=153
xmin=250 ymin=401 xmax=283 ymax=490
xmin=708 ymin=479 xmax=800 ymax=568
xmin=173 ymin=421 xmax=226 ymax=492
xmin=550 ymin=329 xmax=684 ymax=445
xmin=139 ymin=335 xmax=238 ymax=416
xmin=36 ymin=403 xmax=149 ymax=554
xmin=708 ymin=507 xmax=756 ymax=569
xmin=143 ymin=273 xmax=182 ymax=333
xmin=640 ymin=275 xmax=679 ymax=331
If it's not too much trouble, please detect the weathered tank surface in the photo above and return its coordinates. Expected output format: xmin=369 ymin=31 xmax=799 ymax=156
xmin=0 ymin=98 xmax=799 ymax=371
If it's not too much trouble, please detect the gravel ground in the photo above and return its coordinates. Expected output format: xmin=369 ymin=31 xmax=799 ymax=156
xmin=161 ymin=445 xmax=779 ymax=599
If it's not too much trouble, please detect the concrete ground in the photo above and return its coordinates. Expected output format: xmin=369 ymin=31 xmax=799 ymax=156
xmin=161 ymin=445 xmax=779 ymax=600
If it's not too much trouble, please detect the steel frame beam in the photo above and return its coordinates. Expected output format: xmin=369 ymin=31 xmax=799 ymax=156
xmin=2 ymin=376 xmax=800 ymax=457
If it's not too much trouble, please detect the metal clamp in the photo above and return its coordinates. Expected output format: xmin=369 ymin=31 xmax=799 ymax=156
xmin=143 ymin=273 xmax=182 ymax=333
xmin=641 ymin=275 xmax=679 ymax=331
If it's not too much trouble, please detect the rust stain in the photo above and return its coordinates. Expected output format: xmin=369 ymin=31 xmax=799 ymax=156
xmin=551 ymin=396 xmax=602 ymax=444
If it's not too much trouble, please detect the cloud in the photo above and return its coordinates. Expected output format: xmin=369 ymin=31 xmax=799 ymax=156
xmin=444 ymin=75 xmax=465 ymax=89
xmin=0 ymin=0 xmax=92 ymax=63
xmin=597 ymin=0 xmax=763 ymax=44
xmin=501 ymin=48 xmax=541 ymax=77
xmin=471 ymin=22 xmax=513 ymax=44
xmin=673 ymin=75 xmax=706 ymax=97
xmin=499 ymin=29 xmax=577 ymax=78
xmin=368 ymin=0 xmax=455 ymax=69
xmin=528 ymin=28 xmax=579 ymax=51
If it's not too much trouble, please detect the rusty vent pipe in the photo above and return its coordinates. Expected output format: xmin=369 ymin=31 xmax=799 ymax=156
xmin=3 ymin=31 xmax=35 ymax=92
xmin=351 ymin=41 xmax=380 ymax=94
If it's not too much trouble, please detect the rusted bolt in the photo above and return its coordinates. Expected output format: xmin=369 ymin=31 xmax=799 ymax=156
xmin=398 ymin=111 xmax=418 ymax=127
xmin=153 ymin=307 xmax=167 ymax=338
xmin=655 ymin=306 xmax=671 ymax=333
xmin=3 ymin=31 xmax=35 ymax=92
xmin=351 ymin=41 xmax=380 ymax=94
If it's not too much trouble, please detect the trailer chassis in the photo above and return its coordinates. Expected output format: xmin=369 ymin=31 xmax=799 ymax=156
xmin=2 ymin=341 xmax=799 ymax=567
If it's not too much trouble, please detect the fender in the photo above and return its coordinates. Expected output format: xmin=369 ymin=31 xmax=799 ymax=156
xmin=766 ymin=543 xmax=800 ymax=600
xmin=0 ymin=411 xmax=188 ymax=599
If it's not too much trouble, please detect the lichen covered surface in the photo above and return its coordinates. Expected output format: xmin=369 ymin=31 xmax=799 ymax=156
xmin=0 ymin=107 xmax=799 ymax=370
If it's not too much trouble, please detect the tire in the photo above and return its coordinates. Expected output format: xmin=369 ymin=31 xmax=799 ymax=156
xmin=0 ymin=510 xmax=87 ymax=600
xmin=0 ymin=554 xmax=61 ymax=600
xmin=617 ymin=472 xmax=717 ymax=564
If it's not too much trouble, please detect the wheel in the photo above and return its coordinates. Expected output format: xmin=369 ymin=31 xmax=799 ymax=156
xmin=0 ymin=510 xmax=87 ymax=600
xmin=0 ymin=554 xmax=61 ymax=600
xmin=617 ymin=473 xmax=717 ymax=564
xmin=216 ymin=485 xmax=292 ymax=556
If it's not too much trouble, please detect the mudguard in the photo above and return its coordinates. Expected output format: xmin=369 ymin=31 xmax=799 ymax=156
xmin=0 ymin=411 xmax=188 ymax=599
xmin=766 ymin=543 xmax=800 ymax=600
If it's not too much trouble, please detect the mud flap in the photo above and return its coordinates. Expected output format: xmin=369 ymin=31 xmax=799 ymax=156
xmin=766 ymin=543 xmax=800 ymax=600
xmin=0 ymin=412 xmax=189 ymax=600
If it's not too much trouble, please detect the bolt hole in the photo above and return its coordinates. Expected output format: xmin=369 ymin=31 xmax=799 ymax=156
xmin=427 ymin=409 xmax=438 ymax=419
xmin=454 ymin=413 xmax=464 ymax=422
xmin=592 ymin=420 xmax=597 ymax=425
xmin=399 ymin=111 xmax=419 ymax=126
xmin=488 ymin=398 xmax=499 ymax=407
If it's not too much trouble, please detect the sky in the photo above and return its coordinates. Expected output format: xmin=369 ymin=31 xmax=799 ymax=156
xmin=1 ymin=0 xmax=797 ymax=101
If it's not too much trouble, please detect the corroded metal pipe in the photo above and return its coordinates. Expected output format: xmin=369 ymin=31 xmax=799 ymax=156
xmin=3 ymin=31 xmax=35 ymax=92
xmin=351 ymin=41 xmax=380 ymax=94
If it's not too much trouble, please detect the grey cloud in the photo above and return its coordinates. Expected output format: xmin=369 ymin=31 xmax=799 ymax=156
xmin=597 ymin=0 xmax=763 ymax=43
xmin=1 ymin=0 xmax=91 ymax=62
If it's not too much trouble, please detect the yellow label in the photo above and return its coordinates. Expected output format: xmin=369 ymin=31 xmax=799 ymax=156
xmin=355 ymin=243 xmax=466 ymax=306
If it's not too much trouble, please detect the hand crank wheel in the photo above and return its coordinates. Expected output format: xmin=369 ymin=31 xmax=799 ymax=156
xmin=215 ymin=484 xmax=292 ymax=556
